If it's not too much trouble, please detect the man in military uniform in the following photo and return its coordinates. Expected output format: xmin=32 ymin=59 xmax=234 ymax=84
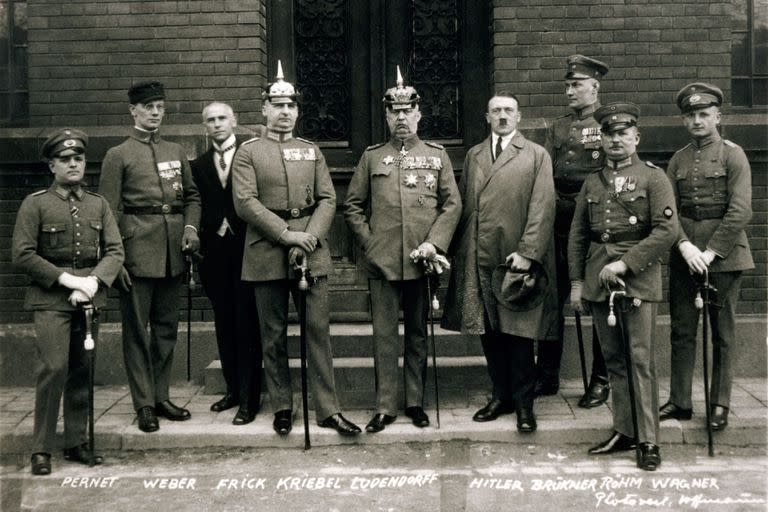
xmin=12 ymin=129 xmax=124 ymax=475
xmin=540 ymin=55 xmax=610 ymax=406
xmin=344 ymin=67 xmax=461 ymax=433
xmin=568 ymin=103 xmax=677 ymax=471
xmin=99 ymin=82 xmax=201 ymax=433
xmin=232 ymin=62 xmax=360 ymax=436
xmin=659 ymin=83 xmax=754 ymax=431
xmin=191 ymin=102 xmax=262 ymax=425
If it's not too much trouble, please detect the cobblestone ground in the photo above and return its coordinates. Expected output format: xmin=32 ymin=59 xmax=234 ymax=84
xmin=1 ymin=442 xmax=766 ymax=511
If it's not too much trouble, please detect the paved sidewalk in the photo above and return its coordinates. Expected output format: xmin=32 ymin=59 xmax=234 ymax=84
xmin=1 ymin=379 xmax=765 ymax=455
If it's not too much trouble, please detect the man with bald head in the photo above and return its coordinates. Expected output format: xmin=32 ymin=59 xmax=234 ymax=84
xmin=190 ymin=102 xmax=262 ymax=425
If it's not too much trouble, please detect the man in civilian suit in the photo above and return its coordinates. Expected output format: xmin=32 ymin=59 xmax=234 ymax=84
xmin=191 ymin=102 xmax=262 ymax=425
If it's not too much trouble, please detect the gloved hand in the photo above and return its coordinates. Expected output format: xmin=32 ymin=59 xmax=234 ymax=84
xmin=505 ymin=252 xmax=532 ymax=271
xmin=569 ymin=281 xmax=587 ymax=314
xmin=678 ymin=240 xmax=708 ymax=274
xmin=68 ymin=289 xmax=91 ymax=307
xmin=58 ymin=273 xmax=98 ymax=299
xmin=115 ymin=266 xmax=132 ymax=292
xmin=182 ymin=226 xmax=200 ymax=253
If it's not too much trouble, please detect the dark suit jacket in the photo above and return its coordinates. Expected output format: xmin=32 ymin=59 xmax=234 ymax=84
xmin=190 ymin=146 xmax=247 ymax=250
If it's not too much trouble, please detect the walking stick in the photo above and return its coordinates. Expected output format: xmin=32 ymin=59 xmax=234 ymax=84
xmin=426 ymin=274 xmax=441 ymax=429
xmin=607 ymin=285 xmax=641 ymax=464
xmin=294 ymin=252 xmax=312 ymax=450
xmin=82 ymin=302 xmax=97 ymax=467
xmin=186 ymin=255 xmax=195 ymax=382
xmin=574 ymin=311 xmax=589 ymax=394
xmin=695 ymin=269 xmax=715 ymax=457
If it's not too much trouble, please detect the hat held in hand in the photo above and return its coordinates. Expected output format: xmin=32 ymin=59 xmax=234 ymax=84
xmin=491 ymin=261 xmax=547 ymax=312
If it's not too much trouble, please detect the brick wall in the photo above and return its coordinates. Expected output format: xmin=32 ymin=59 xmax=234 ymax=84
xmin=26 ymin=0 xmax=267 ymax=126
xmin=492 ymin=0 xmax=733 ymax=118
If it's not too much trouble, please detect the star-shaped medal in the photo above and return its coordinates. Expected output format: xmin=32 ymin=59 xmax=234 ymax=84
xmin=404 ymin=172 xmax=418 ymax=187
xmin=424 ymin=172 xmax=436 ymax=190
xmin=383 ymin=155 xmax=394 ymax=165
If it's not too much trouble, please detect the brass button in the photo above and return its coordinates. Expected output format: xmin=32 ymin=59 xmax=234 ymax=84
xmin=290 ymin=208 xmax=301 ymax=218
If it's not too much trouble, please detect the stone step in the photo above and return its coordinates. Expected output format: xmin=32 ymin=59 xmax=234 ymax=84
xmin=204 ymin=356 xmax=492 ymax=408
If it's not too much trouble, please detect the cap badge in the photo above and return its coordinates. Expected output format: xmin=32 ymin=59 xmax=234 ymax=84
xmin=63 ymin=139 xmax=76 ymax=148
xmin=689 ymin=94 xmax=701 ymax=104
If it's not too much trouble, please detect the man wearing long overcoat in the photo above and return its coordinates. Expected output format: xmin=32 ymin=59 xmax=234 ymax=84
xmin=443 ymin=92 xmax=556 ymax=433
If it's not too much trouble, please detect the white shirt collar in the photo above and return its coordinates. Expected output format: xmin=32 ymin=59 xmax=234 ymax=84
xmin=213 ymin=134 xmax=237 ymax=152
xmin=491 ymin=130 xmax=516 ymax=151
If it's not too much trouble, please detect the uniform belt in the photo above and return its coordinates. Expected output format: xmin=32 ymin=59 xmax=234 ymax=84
xmin=269 ymin=205 xmax=316 ymax=220
xmin=680 ymin=204 xmax=727 ymax=220
xmin=49 ymin=259 xmax=98 ymax=269
xmin=123 ymin=205 xmax=183 ymax=215
xmin=554 ymin=178 xmax=585 ymax=195
xmin=590 ymin=230 xmax=649 ymax=243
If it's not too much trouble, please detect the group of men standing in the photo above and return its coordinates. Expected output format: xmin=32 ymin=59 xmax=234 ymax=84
xmin=12 ymin=54 xmax=752 ymax=476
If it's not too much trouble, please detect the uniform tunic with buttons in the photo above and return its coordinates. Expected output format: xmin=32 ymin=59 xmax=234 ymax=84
xmin=568 ymin=154 xmax=677 ymax=445
xmin=344 ymin=135 xmax=460 ymax=415
xmin=12 ymin=184 xmax=123 ymax=453
xmin=666 ymin=134 xmax=753 ymax=410
xmin=98 ymin=127 xmax=201 ymax=411
xmin=344 ymin=135 xmax=461 ymax=281
xmin=98 ymin=127 xmax=201 ymax=279
xmin=231 ymin=130 xmax=341 ymax=420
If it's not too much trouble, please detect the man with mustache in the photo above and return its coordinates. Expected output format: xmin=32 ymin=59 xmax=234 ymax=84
xmin=442 ymin=92 xmax=555 ymax=434
xmin=568 ymin=102 xmax=677 ymax=470
xmin=540 ymin=55 xmax=611 ymax=407
xmin=344 ymin=68 xmax=461 ymax=433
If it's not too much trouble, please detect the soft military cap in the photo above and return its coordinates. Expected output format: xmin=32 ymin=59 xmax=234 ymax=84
xmin=675 ymin=82 xmax=723 ymax=112
xmin=594 ymin=102 xmax=641 ymax=133
xmin=263 ymin=60 xmax=299 ymax=105
xmin=41 ymin=128 xmax=88 ymax=159
xmin=383 ymin=65 xmax=420 ymax=110
xmin=565 ymin=55 xmax=609 ymax=80
xmin=128 ymin=81 xmax=165 ymax=105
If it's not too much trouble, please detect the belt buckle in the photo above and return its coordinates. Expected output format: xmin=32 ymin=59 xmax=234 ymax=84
xmin=290 ymin=208 xmax=300 ymax=218
xmin=161 ymin=204 xmax=171 ymax=214
xmin=600 ymin=232 xmax=610 ymax=242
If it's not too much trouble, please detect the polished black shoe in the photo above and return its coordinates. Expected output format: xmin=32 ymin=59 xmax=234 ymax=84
xmin=516 ymin=407 xmax=537 ymax=433
xmin=405 ymin=406 xmax=430 ymax=428
xmin=365 ymin=413 xmax=397 ymax=433
xmin=137 ymin=406 xmax=159 ymax=433
xmin=710 ymin=405 xmax=729 ymax=431
xmin=637 ymin=442 xmax=661 ymax=471
xmin=472 ymin=399 xmax=514 ymax=422
xmin=578 ymin=377 xmax=610 ymax=409
xmin=210 ymin=393 xmax=239 ymax=412
xmin=318 ymin=413 xmax=362 ymax=436
xmin=273 ymin=409 xmax=293 ymax=435
xmin=588 ymin=431 xmax=637 ymax=455
xmin=232 ymin=406 xmax=256 ymax=426
xmin=534 ymin=379 xmax=559 ymax=397
xmin=659 ymin=401 xmax=693 ymax=421
xmin=63 ymin=443 xmax=103 ymax=465
xmin=31 ymin=453 xmax=51 ymax=476
xmin=155 ymin=400 xmax=191 ymax=421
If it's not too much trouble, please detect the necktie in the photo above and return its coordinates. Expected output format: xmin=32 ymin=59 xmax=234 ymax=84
xmin=217 ymin=142 xmax=236 ymax=187
xmin=494 ymin=137 xmax=503 ymax=161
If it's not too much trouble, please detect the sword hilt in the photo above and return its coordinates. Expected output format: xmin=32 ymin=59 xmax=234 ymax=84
xmin=607 ymin=290 xmax=626 ymax=327
xmin=293 ymin=252 xmax=311 ymax=291
xmin=83 ymin=303 xmax=95 ymax=351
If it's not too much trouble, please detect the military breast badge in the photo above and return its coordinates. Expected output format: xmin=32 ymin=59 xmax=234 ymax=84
xmin=404 ymin=172 xmax=418 ymax=187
